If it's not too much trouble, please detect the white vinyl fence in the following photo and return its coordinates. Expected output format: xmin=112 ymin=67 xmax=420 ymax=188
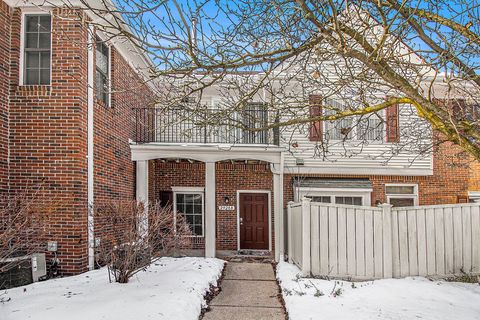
xmin=287 ymin=198 xmax=480 ymax=279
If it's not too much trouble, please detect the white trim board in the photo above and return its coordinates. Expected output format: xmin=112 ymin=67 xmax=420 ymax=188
xmin=236 ymin=190 xmax=272 ymax=252
xmin=171 ymin=186 xmax=205 ymax=192
xmin=285 ymin=165 xmax=433 ymax=176
xmin=130 ymin=143 xmax=284 ymax=163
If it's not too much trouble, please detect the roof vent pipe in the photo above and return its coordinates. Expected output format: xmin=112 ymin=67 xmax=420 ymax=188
xmin=191 ymin=17 xmax=198 ymax=52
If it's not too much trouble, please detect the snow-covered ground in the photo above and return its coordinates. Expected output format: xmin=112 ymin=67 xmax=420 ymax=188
xmin=277 ymin=261 xmax=480 ymax=320
xmin=2 ymin=257 xmax=225 ymax=320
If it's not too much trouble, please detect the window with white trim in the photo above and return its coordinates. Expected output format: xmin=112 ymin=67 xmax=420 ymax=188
xmin=174 ymin=191 xmax=204 ymax=236
xmin=308 ymin=196 xmax=331 ymax=203
xmin=299 ymin=188 xmax=372 ymax=206
xmin=307 ymin=195 xmax=364 ymax=205
xmin=386 ymin=184 xmax=418 ymax=207
xmin=334 ymin=196 xmax=363 ymax=205
xmin=468 ymin=191 xmax=480 ymax=203
xmin=95 ymin=37 xmax=110 ymax=106
xmin=23 ymin=14 xmax=51 ymax=85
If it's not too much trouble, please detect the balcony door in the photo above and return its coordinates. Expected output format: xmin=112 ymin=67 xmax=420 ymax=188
xmin=240 ymin=103 xmax=268 ymax=144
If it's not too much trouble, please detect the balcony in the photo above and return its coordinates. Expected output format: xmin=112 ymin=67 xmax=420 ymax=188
xmin=133 ymin=106 xmax=280 ymax=146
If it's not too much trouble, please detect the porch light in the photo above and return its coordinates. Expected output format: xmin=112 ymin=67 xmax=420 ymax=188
xmin=224 ymin=196 xmax=230 ymax=204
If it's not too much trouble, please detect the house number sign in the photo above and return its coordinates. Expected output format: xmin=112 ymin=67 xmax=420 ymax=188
xmin=218 ymin=205 xmax=235 ymax=211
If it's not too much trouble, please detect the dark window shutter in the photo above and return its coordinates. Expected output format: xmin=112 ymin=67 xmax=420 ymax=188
xmin=386 ymin=103 xmax=400 ymax=143
xmin=309 ymin=95 xmax=323 ymax=141
xmin=159 ymin=191 xmax=173 ymax=208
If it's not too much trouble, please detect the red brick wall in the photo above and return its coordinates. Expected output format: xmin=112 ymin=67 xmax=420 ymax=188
xmin=4 ymin=4 xmax=154 ymax=274
xmin=93 ymin=47 xmax=153 ymax=203
xmin=215 ymin=162 xmax=273 ymax=250
xmin=152 ymin=161 xmax=206 ymax=249
xmin=0 ymin=1 xmax=11 ymax=193
xmin=469 ymin=162 xmax=480 ymax=193
xmin=8 ymin=8 xmax=90 ymax=274
xmin=151 ymin=161 xmax=275 ymax=251
xmin=284 ymin=142 xmax=471 ymax=206
xmin=92 ymin=45 xmax=155 ymax=264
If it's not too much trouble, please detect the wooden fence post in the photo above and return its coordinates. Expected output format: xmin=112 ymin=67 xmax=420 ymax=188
xmin=301 ymin=197 xmax=312 ymax=276
xmin=379 ymin=203 xmax=393 ymax=278
xmin=287 ymin=202 xmax=294 ymax=263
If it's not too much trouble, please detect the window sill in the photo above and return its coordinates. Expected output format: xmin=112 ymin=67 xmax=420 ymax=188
xmin=15 ymin=85 xmax=52 ymax=96
xmin=95 ymin=98 xmax=112 ymax=108
xmin=324 ymin=139 xmax=386 ymax=145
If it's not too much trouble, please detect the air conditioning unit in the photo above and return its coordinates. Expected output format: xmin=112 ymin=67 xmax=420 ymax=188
xmin=0 ymin=253 xmax=47 ymax=289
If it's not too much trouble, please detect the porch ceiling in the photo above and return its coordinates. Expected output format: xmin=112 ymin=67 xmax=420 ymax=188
xmin=130 ymin=143 xmax=285 ymax=163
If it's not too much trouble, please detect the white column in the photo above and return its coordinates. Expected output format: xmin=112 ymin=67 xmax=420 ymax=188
xmin=205 ymin=162 xmax=216 ymax=258
xmin=272 ymin=152 xmax=285 ymax=262
xmin=136 ymin=160 xmax=149 ymax=237
xmin=273 ymin=172 xmax=281 ymax=262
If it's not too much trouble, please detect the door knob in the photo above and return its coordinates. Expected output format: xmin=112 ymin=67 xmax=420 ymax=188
xmin=239 ymin=217 xmax=243 ymax=225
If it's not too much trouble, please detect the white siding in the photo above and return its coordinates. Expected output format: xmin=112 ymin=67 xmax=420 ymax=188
xmin=281 ymin=102 xmax=432 ymax=175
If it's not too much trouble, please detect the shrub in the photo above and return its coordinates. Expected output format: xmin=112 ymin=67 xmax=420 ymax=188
xmin=94 ymin=201 xmax=192 ymax=283
xmin=0 ymin=185 xmax=55 ymax=289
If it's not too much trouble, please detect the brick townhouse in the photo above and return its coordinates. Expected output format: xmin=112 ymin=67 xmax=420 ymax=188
xmin=134 ymin=84 xmax=480 ymax=263
xmin=1 ymin=0 xmax=479 ymax=275
xmin=0 ymin=0 xmax=155 ymax=274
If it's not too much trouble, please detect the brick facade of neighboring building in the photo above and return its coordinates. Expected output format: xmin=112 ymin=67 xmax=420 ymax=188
xmin=469 ymin=162 xmax=480 ymax=193
xmin=0 ymin=1 xmax=11 ymax=193
xmin=0 ymin=1 xmax=154 ymax=275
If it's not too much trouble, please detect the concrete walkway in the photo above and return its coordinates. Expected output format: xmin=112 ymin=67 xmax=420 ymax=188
xmin=203 ymin=262 xmax=285 ymax=320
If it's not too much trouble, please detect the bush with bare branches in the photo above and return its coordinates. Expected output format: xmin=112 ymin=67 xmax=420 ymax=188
xmin=0 ymin=185 xmax=55 ymax=289
xmin=94 ymin=201 xmax=192 ymax=283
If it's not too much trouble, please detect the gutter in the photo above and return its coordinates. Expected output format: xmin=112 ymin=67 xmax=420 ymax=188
xmin=87 ymin=25 xmax=95 ymax=270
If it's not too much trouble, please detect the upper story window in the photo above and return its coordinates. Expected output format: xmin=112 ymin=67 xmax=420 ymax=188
xmin=324 ymin=108 xmax=384 ymax=142
xmin=308 ymin=96 xmax=397 ymax=143
xmin=23 ymin=14 xmax=51 ymax=85
xmin=96 ymin=37 xmax=110 ymax=106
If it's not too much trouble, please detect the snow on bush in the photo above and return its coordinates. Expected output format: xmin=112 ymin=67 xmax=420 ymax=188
xmin=277 ymin=261 xmax=480 ymax=320
xmin=2 ymin=257 xmax=225 ymax=320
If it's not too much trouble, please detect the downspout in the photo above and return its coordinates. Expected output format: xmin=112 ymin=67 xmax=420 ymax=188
xmin=87 ymin=25 xmax=95 ymax=271
xmin=270 ymin=152 xmax=285 ymax=260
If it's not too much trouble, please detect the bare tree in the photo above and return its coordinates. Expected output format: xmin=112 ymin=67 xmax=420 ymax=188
xmin=94 ymin=201 xmax=192 ymax=283
xmin=60 ymin=0 xmax=479 ymax=160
